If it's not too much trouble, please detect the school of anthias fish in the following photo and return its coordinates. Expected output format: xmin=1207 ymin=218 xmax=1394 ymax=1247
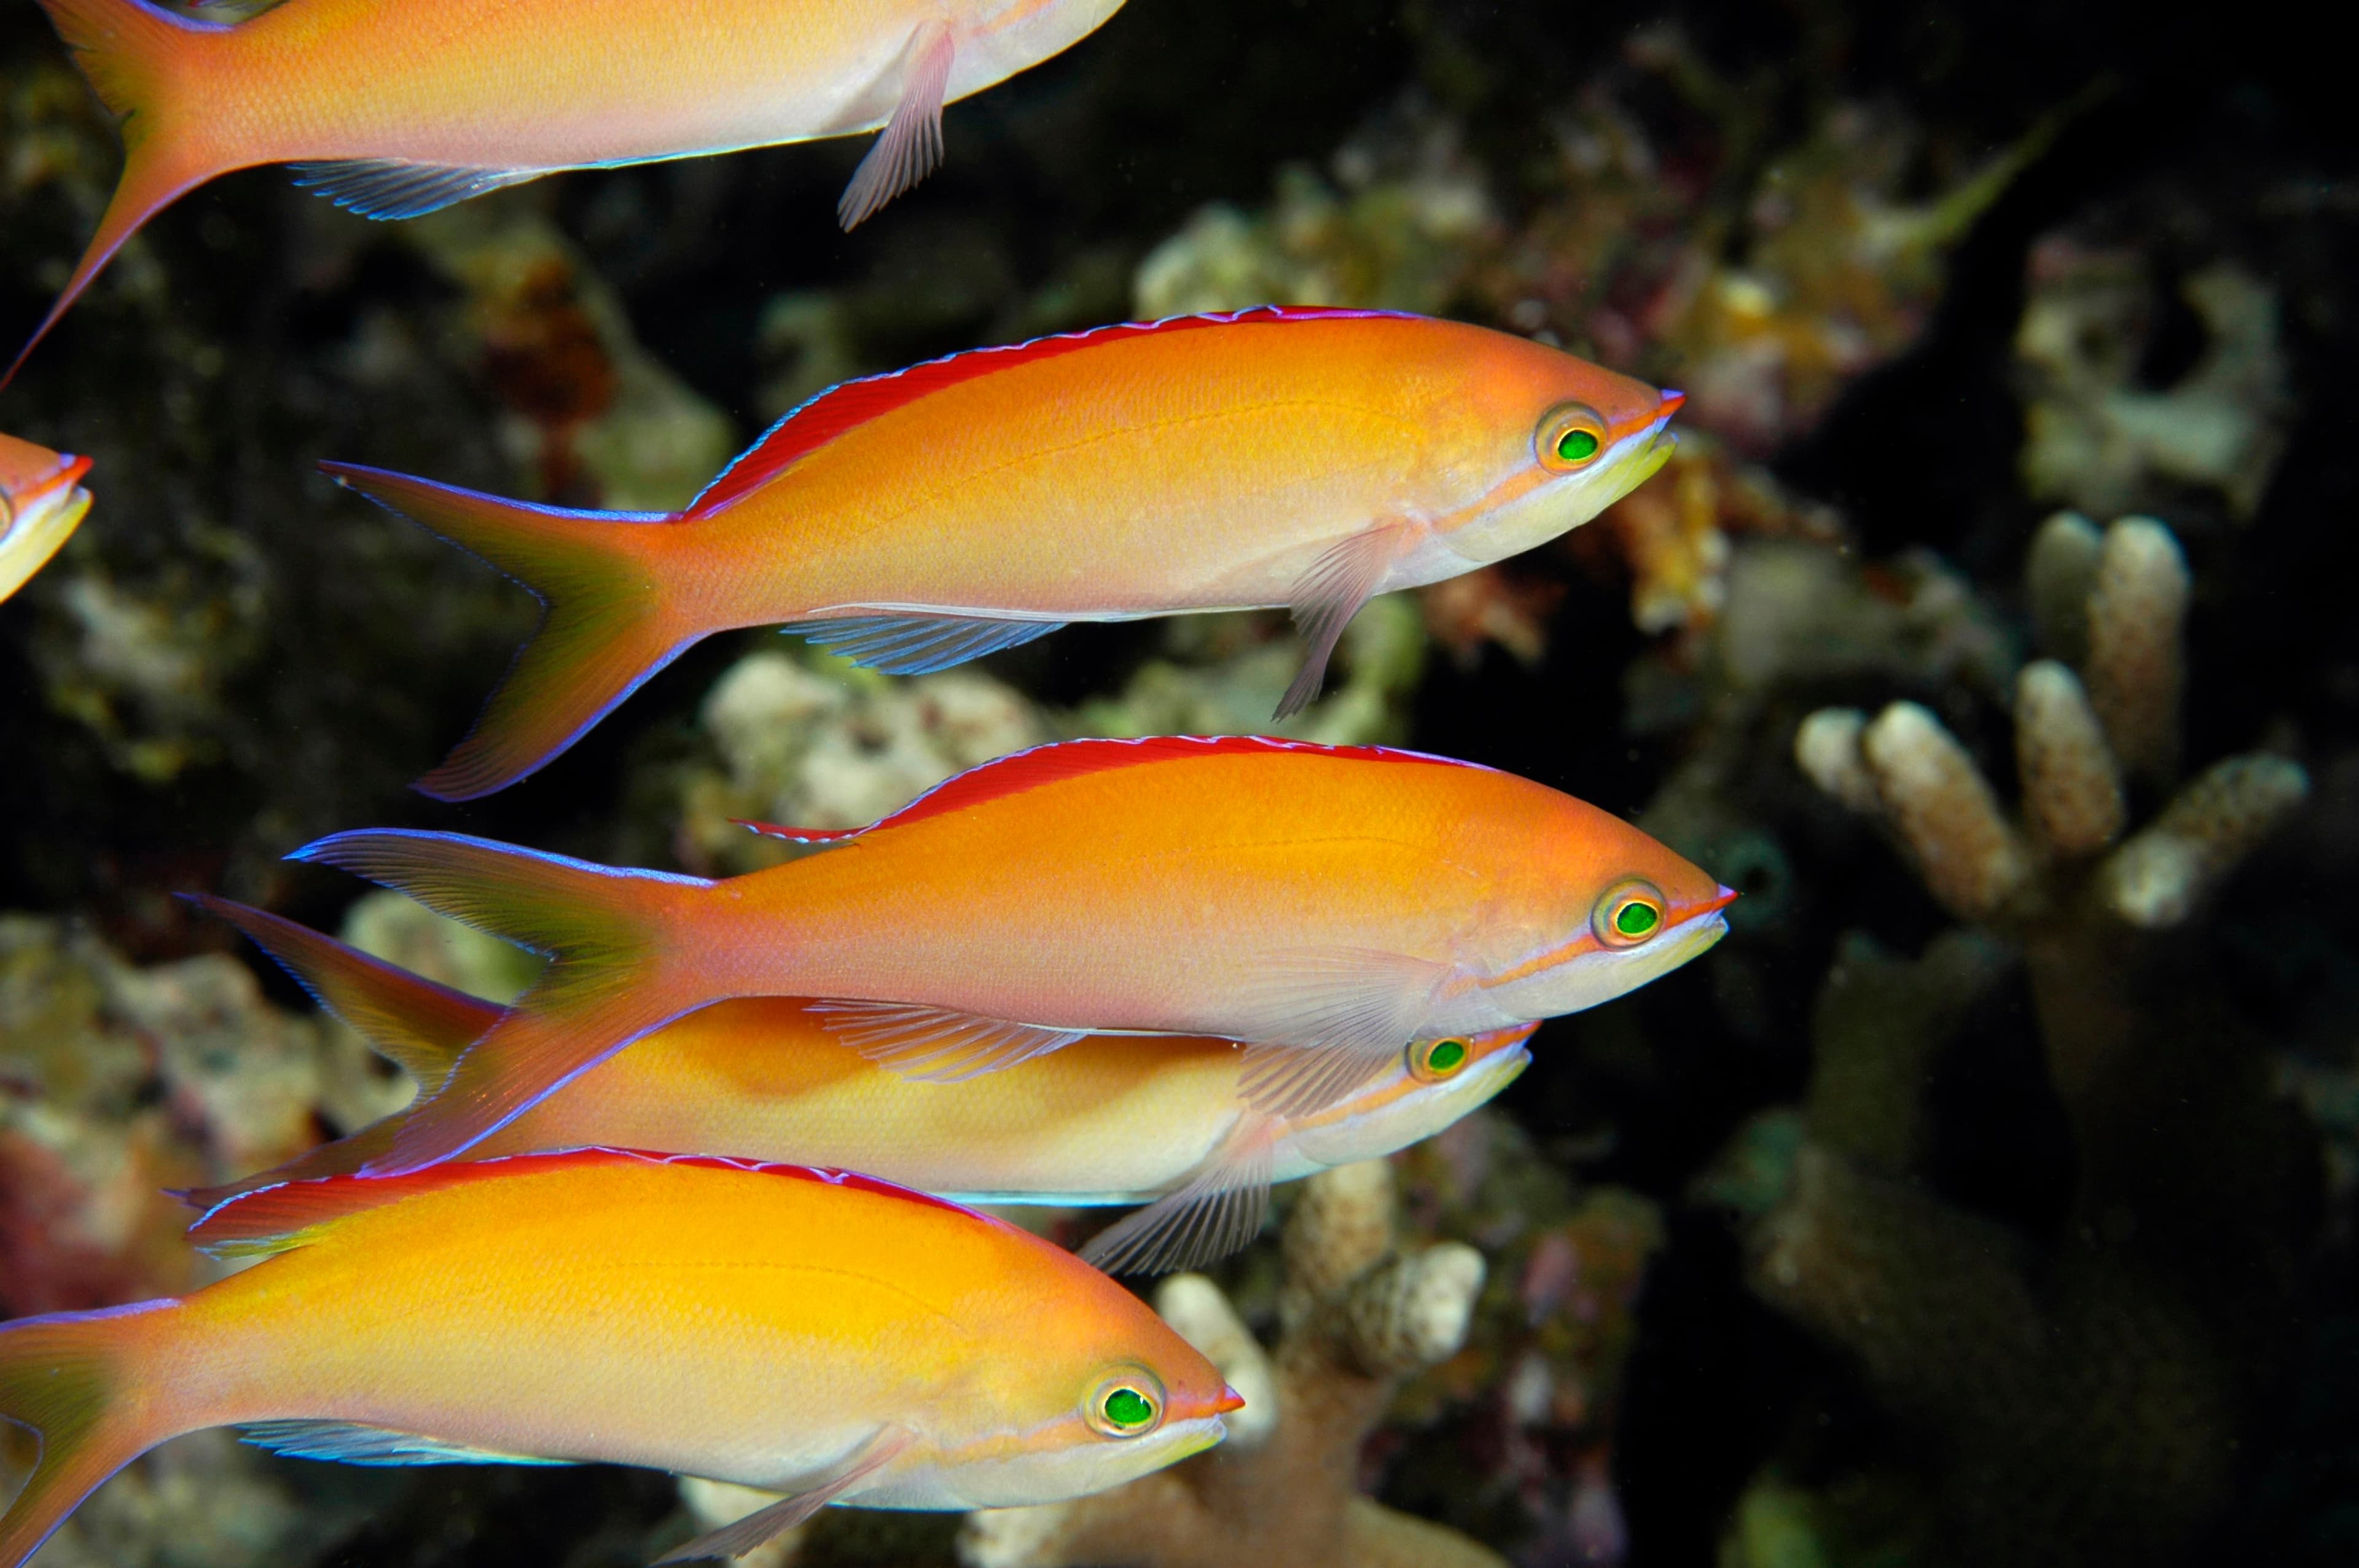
xmin=0 ymin=2 xmax=1722 ymax=1562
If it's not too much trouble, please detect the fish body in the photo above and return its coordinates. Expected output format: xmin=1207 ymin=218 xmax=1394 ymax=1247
xmin=289 ymin=735 xmax=1730 ymax=1176
xmin=0 ymin=434 xmax=92 ymax=602
xmin=0 ymin=1149 xmax=1235 ymax=1568
xmin=10 ymin=0 xmax=1125 ymax=379
xmin=186 ymin=895 xmax=1537 ymax=1269
xmin=322 ymin=307 xmax=1682 ymax=797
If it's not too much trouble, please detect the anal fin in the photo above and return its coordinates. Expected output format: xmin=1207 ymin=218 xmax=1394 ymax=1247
xmin=838 ymin=21 xmax=956 ymax=229
xmin=1277 ymin=521 xmax=1412 ymax=719
xmin=290 ymin=160 xmax=553 ymax=221
xmin=657 ymin=1428 xmax=915 ymax=1564
xmin=812 ymin=1000 xmax=1084 ymax=1083
xmin=1079 ymin=1118 xmax=1277 ymax=1276
xmin=238 ymin=1419 xmax=573 ymax=1468
xmin=783 ymin=612 xmax=1065 ymax=676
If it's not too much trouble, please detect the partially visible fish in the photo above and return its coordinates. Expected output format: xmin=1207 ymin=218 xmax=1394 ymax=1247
xmin=321 ymin=306 xmax=1681 ymax=798
xmin=9 ymin=0 xmax=1127 ymax=381
xmin=281 ymin=734 xmax=1732 ymax=1177
xmin=0 ymin=1148 xmax=1237 ymax=1568
xmin=185 ymin=895 xmax=1538 ymax=1274
xmin=0 ymin=434 xmax=92 ymax=602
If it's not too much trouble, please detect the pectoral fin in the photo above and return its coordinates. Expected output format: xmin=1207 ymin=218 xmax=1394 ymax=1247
xmin=1277 ymin=521 xmax=1412 ymax=719
xmin=656 ymin=1428 xmax=915 ymax=1564
xmin=1079 ymin=1117 xmax=1278 ymax=1275
xmin=812 ymin=1000 xmax=1086 ymax=1082
xmin=1231 ymin=946 xmax=1449 ymax=1117
xmin=839 ymin=21 xmax=957 ymax=229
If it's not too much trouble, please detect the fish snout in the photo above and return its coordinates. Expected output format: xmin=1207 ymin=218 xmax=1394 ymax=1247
xmin=1213 ymin=1384 xmax=1246 ymax=1415
xmin=1 ymin=453 xmax=91 ymax=528
xmin=1685 ymin=883 xmax=1739 ymax=921
xmin=1657 ymin=388 xmax=1686 ymax=418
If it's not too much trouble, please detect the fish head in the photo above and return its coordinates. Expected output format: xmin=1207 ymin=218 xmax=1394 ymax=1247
xmin=1432 ymin=337 xmax=1681 ymax=568
xmin=931 ymin=1257 xmax=1239 ymax=1507
xmin=1288 ymin=1023 xmax=1536 ymax=1165
xmin=0 ymin=434 xmax=93 ymax=603
xmin=1475 ymin=797 xmax=1734 ymax=1023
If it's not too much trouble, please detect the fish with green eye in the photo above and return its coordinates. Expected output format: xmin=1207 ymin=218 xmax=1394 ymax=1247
xmin=1088 ymin=1378 xmax=1163 ymax=1437
xmin=1594 ymin=880 xmax=1668 ymax=946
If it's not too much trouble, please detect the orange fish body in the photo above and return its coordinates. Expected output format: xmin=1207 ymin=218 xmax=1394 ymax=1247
xmin=187 ymin=895 xmax=1538 ymax=1270
xmin=292 ymin=736 xmax=1729 ymax=1175
xmin=0 ymin=1150 xmax=1235 ymax=1568
xmin=11 ymin=0 xmax=1126 ymax=379
xmin=0 ymin=434 xmax=93 ymax=602
xmin=322 ymin=308 xmax=1681 ymax=797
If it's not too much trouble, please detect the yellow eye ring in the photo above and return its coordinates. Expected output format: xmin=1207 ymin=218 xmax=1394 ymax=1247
xmin=1407 ymin=1036 xmax=1472 ymax=1082
xmin=1594 ymin=880 xmax=1666 ymax=946
xmin=1084 ymin=1369 xmax=1165 ymax=1438
xmin=1538 ymin=402 xmax=1609 ymax=472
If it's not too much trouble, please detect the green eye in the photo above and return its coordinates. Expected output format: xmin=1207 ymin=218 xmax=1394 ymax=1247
xmin=1594 ymin=880 xmax=1667 ymax=946
xmin=1538 ymin=402 xmax=1609 ymax=471
xmin=1409 ymin=1037 xmax=1470 ymax=1082
xmin=1085 ymin=1371 xmax=1166 ymax=1437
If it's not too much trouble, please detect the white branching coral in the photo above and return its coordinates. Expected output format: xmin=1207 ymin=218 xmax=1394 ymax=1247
xmin=1794 ymin=514 xmax=2302 ymax=930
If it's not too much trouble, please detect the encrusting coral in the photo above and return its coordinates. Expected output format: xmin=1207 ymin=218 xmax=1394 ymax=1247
xmin=1731 ymin=512 xmax=2318 ymax=1566
xmin=957 ymin=1160 xmax=1504 ymax=1568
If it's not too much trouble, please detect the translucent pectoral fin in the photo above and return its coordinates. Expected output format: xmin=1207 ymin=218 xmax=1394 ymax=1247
xmin=1277 ymin=522 xmax=1412 ymax=719
xmin=812 ymin=1000 xmax=1086 ymax=1083
xmin=1231 ymin=946 xmax=1449 ymax=1117
xmin=1079 ymin=1119 xmax=1277 ymax=1276
xmin=656 ymin=1429 xmax=915 ymax=1564
xmin=839 ymin=21 xmax=956 ymax=228
xmin=290 ymin=161 xmax=553 ymax=220
xmin=783 ymin=612 xmax=1065 ymax=676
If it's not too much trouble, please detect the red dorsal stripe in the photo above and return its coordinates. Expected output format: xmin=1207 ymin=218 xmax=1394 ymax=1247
xmin=188 ymin=1147 xmax=971 ymax=1257
xmin=738 ymin=733 xmax=1489 ymax=845
xmin=684 ymin=305 xmax=1419 ymax=518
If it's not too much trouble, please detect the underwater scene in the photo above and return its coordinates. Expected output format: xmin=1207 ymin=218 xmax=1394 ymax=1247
xmin=1 ymin=1 xmax=2354 ymax=1564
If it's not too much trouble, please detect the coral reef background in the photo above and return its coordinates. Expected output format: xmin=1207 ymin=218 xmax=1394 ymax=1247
xmin=6 ymin=1 xmax=2359 ymax=1565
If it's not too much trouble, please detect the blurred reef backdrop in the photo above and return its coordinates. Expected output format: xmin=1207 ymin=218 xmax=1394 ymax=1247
xmin=5 ymin=1 xmax=2359 ymax=1565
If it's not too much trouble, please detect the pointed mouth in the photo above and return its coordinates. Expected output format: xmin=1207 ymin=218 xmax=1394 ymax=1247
xmin=2 ymin=453 xmax=91 ymax=525
xmin=1213 ymin=1385 xmax=1246 ymax=1415
xmin=1686 ymin=884 xmax=1739 ymax=921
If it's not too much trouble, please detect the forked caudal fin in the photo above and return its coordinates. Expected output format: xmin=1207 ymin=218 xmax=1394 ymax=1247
xmin=0 ymin=1301 xmax=188 ymax=1568
xmin=289 ymin=829 xmax=716 ymax=1174
xmin=176 ymin=893 xmax=512 ymax=1207
xmin=319 ymin=462 xmax=696 ymax=800
xmin=9 ymin=0 xmax=237 ymax=388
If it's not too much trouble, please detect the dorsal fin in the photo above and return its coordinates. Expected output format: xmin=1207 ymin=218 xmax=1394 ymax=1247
xmin=737 ymin=734 xmax=1488 ymax=845
xmin=685 ymin=306 xmax=1415 ymax=517
xmin=187 ymin=1148 xmax=973 ymax=1260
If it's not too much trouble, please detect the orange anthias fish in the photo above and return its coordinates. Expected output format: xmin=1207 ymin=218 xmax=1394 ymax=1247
xmin=286 ymin=735 xmax=1732 ymax=1176
xmin=0 ymin=434 xmax=92 ymax=602
xmin=9 ymin=0 xmax=1128 ymax=381
xmin=0 ymin=1149 xmax=1237 ymax=1568
xmin=321 ymin=306 xmax=1681 ymax=798
xmin=186 ymin=895 xmax=1541 ymax=1273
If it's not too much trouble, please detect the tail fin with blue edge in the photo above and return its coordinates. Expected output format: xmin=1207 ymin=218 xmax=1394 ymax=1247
xmin=319 ymin=462 xmax=697 ymax=800
xmin=288 ymin=830 xmax=717 ymax=1176
xmin=0 ymin=1302 xmax=190 ymax=1568
xmin=10 ymin=0 xmax=237 ymax=388
xmin=178 ymin=894 xmax=512 ymax=1207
